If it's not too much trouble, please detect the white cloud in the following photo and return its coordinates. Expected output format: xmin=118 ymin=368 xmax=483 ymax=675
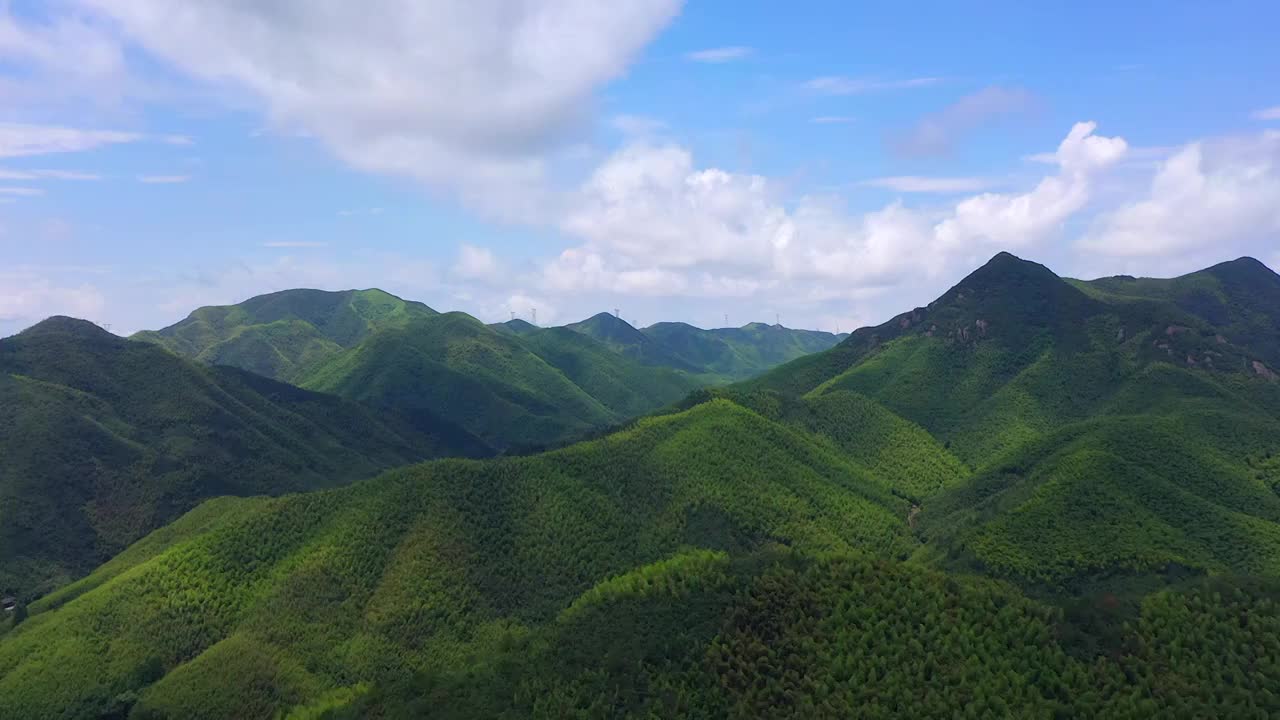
xmin=452 ymin=243 xmax=502 ymax=281
xmin=0 ymin=168 xmax=101 ymax=180
xmin=935 ymin=121 xmax=1126 ymax=250
xmin=811 ymin=116 xmax=854 ymax=124
xmin=1252 ymin=106 xmax=1280 ymax=121
xmin=0 ymin=123 xmax=141 ymax=158
xmin=81 ymin=0 xmax=683 ymax=219
xmin=263 ymin=241 xmax=328 ymax=248
xmin=864 ymin=176 xmax=995 ymax=193
xmin=685 ymin=46 xmax=753 ymax=63
xmin=1079 ymin=130 xmax=1280 ymax=262
xmin=550 ymin=122 xmax=1126 ymax=311
xmin=893 ymin=86 xmax=1035 ymax=157
xmin=0 ymin=187 xmax=44 ymax=196
xmin=137 ymin=175 xmax=189 ymax=184
xmin=803 ymin=76 xmax=939 ymax=95
xmin=0 ymin=268 xmax=106 ymax=331
xmin=0 ymin=8 xmax=128 ymax=105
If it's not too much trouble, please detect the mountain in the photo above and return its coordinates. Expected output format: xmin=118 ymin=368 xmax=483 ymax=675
xmin=745 ymin=252 xmax=1280 ymax=590
xmin=295 ymin=313 xmax=624 ymax=450
xmin=0 ymin=399 xmax=913 ymax=718
xmin=0 ymin=317 xmax=487 ymax=600
xmin=567 ymin=312 xmax=846 ymax=382
xmin=3 ymin=399 xmax=1276 ymax=718
xmin=132 ymin=288 xmax=437 ymax=382
xmin=565 ymin=312 xmax=699 ymax=371
xmin=139 ymin=293 xmax=714 ymax=451
xmin=6 ymin=253 xmax=1280 ymax=718
xmin=644 ymin=321 xmax=846 ymax=382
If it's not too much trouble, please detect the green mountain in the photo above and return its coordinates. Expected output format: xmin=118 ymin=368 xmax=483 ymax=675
xmin=746 ymin=252 xmax=1280 ymax=590
xmin=3 ymin=399 xmax=1277 ymax=718
xmin=295 ymin=314 xmax=606 ymax=450
xmin=0 ymin=317 xmax=486 ymax=600
xmin=0 ymin=399 xmax=913 ymax=718
xmin=133 ymin=288 xmax=436 ymax=381
xmin=5 ymin=253 xmax=1280 ymax=718
xmin=566 ymin=312 xmax=846 ymax=382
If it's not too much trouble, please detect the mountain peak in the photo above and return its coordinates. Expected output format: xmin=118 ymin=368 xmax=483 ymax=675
xmin=946 ymin=251 xmax=1064 ymax=295
xmin=18 ymin=316 xmax=117 ymax=341
xmin=1204 ymin=256 xmax=1280 ymax=287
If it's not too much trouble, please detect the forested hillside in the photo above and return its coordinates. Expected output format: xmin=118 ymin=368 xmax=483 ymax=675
xmin=0 ymin=317 xmax=486 ymax=601
xmin=4 ymin=252 xmax=1280 ymax=718
xmin=135 ymin=289 xmax=834 ymax=450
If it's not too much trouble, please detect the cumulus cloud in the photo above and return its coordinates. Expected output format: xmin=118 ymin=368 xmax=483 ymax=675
xmin=81 ymin=0 xmax=683 ymax=218
xmin=685 ymin=46 xmax=753 ymax=63
xmin=1079 ymin=130 xmax=1280 ymax=263
xmin=0 ymin=268 xmax=106 ymax=333
xmin=552 ymin=122 xmax=1127 ymax=304
xmin=892 ymin=86 xmax=1035 ymax=157
xmin=452 ymin=244 xmax=502 ymax=282
xmin=864 ymin=176 xmax=995 ymax=193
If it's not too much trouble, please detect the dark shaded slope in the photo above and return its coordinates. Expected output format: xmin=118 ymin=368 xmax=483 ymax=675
xmin=295 ymin=313 xmax=621 ymax=450
xmin=566 ymin=312 xmax=698 ymax=371
xmin=0 ymin=317 xmax=485 ymax=598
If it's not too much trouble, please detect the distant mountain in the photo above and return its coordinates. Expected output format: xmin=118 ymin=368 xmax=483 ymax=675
xmin=567 ymin=312 xmax=846 ymax=382
xmin=0 ymin=317 xmax=487 ymax=599
xmin=138 ymin=291 xmax=827 ymax=450
xmin=133 ymin=288 xmax=436 ymax=381
xmin=646 ymin=320 xmax=846 ymax=382
xmin=294 ymin=312 xmax=693 ymax=450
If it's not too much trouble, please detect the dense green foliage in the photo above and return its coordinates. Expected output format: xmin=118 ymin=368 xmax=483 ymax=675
xmin=4 ymin=252 xmax=1280 ymax=718
xmin=744 ymin=253 xmax=1280 ymax=591
xmin=0 ymin=317 xmax=485 ymax=601
xmin=295 ymin=313 xmax=703 ymax=451
xmin=0 ymin=400 xmax=912 ymax=718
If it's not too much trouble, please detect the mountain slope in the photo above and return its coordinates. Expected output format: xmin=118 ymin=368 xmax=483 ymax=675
xmin=296 ymin=313 xmax=626 ymax=450
xmin=566 ymin=312 xmax=698 ymax=372
xmin=133 ymin=288 xmax=437 ymax=381
xmin=0 ymin=399 xmax=912 ymax=718
xmin=567 ymin=312 xmax=846 ymax=382
xmin=742 ymin=252 xmax=1280 ymax=589
xmin=0 ymin=317 xmax=487 ymax=599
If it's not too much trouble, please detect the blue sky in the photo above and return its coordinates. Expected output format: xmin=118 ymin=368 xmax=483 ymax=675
xmin=1 ymin=0 xmax=1278 ymax=336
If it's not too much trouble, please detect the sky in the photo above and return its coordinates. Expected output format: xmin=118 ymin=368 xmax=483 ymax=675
xmin=1 ymin=0 xmax=1279 ymax=337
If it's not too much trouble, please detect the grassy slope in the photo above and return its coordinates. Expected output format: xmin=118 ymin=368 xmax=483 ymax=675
xmin=0 ymin=317 xmax=487 ymax=600
xmin=0 ymin=400 xmax=913 ymax=718
xmin=132 ymin=288 xmax=437 ymax=382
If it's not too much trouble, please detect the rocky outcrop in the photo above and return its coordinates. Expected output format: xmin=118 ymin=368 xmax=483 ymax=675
xmin=1253 ymin=360 xmax=1278 ymax=381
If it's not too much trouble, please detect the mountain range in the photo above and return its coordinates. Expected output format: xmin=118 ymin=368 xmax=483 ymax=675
xmin=2 ymin=252 xmax=1279 ymax=718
